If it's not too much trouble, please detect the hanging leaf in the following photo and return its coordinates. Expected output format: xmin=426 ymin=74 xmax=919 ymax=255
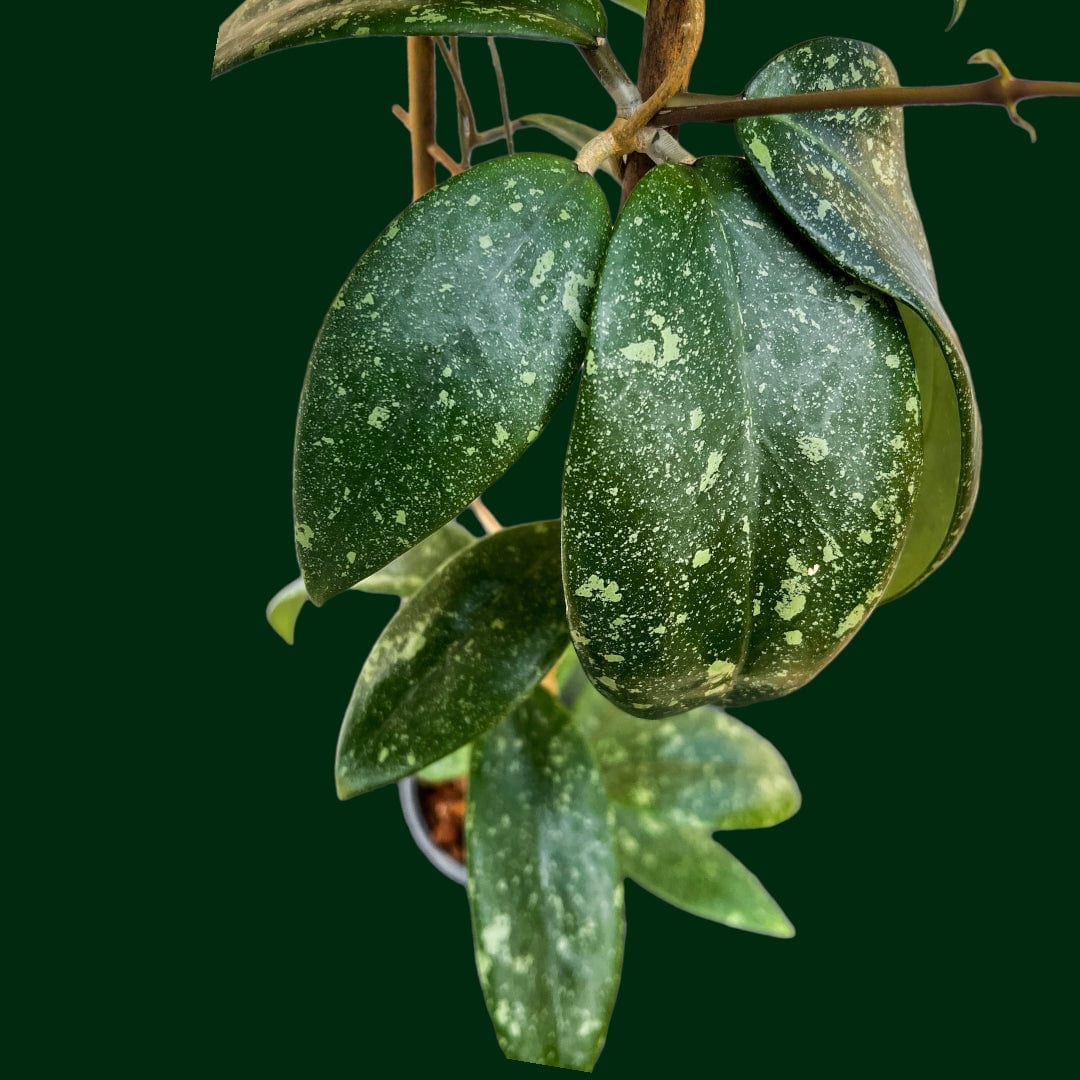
xmin=947 ymin=1 xmax=967 ymax=30
xmin=573 ymin=683 xmax=800 ymax=830
xmin=563 ymin=156 xmax=923 ymax=717
xmin=614 ymin=810 xmax=793 ymax=937
xmin=519 ymin=114 xmax=623 ymax=181
xmin=265 ymin=520 xmax=473 ymax=644
xmin=335 ymin=522 xmax=567 ymax=798
xmin=213 ymin=0 xmax=608 ymax=77
xmin=294 ymin=154 xmax=609 ymax=605
xmin=468 ymin=689 xmax=623 ymax=1071
xmin=736 ymin=37 xmax=980 ymax=601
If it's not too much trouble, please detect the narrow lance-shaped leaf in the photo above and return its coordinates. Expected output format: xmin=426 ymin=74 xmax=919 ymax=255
xmin=737 ymin=37 xmax=980 ymax=600
xmin=563 ymin=157 xmax=923 ymax=717
xmin=947 ymin=1 xmax=967 ymax=31
xmin=213 ymin=0 xmax=607 ymax=77
xmin=266 ymin=520 xmax=474 ymax=644
xmin=615 ymin=809 xmax=794 ymax=938
xmin=335 ymin=522 xmax=567 ymax=798
xmin=572 ymin=675 xmax=801 ymax=829
xmin=294 ymin=154 xmax=609 ymax=605
xmin=468 ymin=689 xmax=624 ymax=1072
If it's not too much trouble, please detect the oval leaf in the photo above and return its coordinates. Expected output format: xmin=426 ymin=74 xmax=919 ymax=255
xmin=335 ymin=521 xmax=567 ymax=798
xmin=563 ymin=156 xmax=923 ymax=717
xmin=468 ymin=689 xmax=623 ymax=1071
xmin=569 ymin=656 xmax=800 ymax=829
xmin=736 ymin=37 xmax=980 ymax=600
xmin=265 ymin=520 xmax=474 ymax=643
xmin=213 ymin=0 xmax=607 ymax=77
xmin=295 ymin=154 xmax=609 ymax=604
xmin=615 ymin=809 xmax=794 ymax=938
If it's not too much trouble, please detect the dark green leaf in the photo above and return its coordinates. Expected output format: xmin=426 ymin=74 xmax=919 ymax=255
xmin=468 ymin=689 xmax=623 ymax=1071
xmin=519 ymin=114 xmax=622 ymax=182
xmin=265 ymin=520 xmax=473 ymax=643
xmin=295 ymin=154 xmax=609 ymax=604
xmin=569 ymin=656 xmax=800 ymax=829
xmin=213 ymin=0 xmax=607 ymax=77
xmin=737 ymin=37 xmax=980 ymax=601
xmin=615 ymin=809 xmax=793 ymax=937
xmin=335 ymin=522 xmax=567 ymax=798
xmin=563 ymin=157 xmax=923 ymax=717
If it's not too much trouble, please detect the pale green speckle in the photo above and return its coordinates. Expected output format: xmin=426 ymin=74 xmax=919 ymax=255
xmin=575 ymin=575 xmax=622 ymax=603
xmin=692 ymin=548 xmax=712 ymax=568
xmin=467 ymin=194 xmax=481 ymax=207
xmin=784 ymin=630 xmax=803 ymax=645
xmin=519 ymin=370 xmax=537 ymax=386
xmin=834 ymin=604 xmax=866 ymax=638
xmin=707 ymin=659 xmax=736 ymax=681
xmin=529 ymin=249 xmax=555 ymax=288
xmin=367 ymin=406 xmax=391 ymax=429
xmin=494 ymin=423 xmax=510 ymax=444
xmin=689 ymin=407 xmax=704 ymax=431
xmin=295 ymin=523 xmax=314 ymax=550
xmin=796 ymin=433 xmax=830 ymax=462
xmin=479 ymin=235 xmax=493 ymax=250
xmin=748 ymin=136 xmax=775 ymax=177
xmin=885 ymin=353 xmax=901 ymax=369
xmin=858 ymin=530 xmax=873 ymax=544
xmin=395 ymin=510 xmax=407 ymax=526
xmin=603 ymin=654 xmax=624 ymax=663
xmin=346 ymin=551 xmax=356 ymax=564
xmin=620 ymin=340 xmax=656 ymax=365
xmin=509 ymin=202 xmax=524 ymax=212
xmin=698 ymin=451 xmax=722 ymax=493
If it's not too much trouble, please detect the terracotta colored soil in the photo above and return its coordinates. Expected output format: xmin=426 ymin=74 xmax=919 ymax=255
xmin=418 ymin=777 xmax=467 ymax=865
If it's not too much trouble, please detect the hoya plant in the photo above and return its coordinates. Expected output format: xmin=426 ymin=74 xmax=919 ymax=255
xmin=213 ymin=1 xmax=1077 ymax=1070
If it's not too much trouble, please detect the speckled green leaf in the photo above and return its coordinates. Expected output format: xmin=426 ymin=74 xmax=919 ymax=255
xmin=335 ymin=522 xmax=567 ymax=797
xmin=295 ymin=155 xmax=609 ymax=605
xmin=569 ymin=655 xmax=800 ymax=829
xmin=468 ymin=689 xmax=623 ymax=1071
xmin=737 ymin=37 xmax=980 ymax=601
xmin=265 ymin=520 xmax=473 ymax=643
xmin=563 ymin=156 xmax=923 ymax=717
xmin=213 ymin=0 xmax=607 ymax=76
xmin=615 ymin=810 xmax=793 ymax=937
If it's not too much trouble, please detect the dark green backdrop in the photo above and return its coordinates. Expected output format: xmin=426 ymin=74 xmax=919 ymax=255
xmin=47 ymin=2 xmax=1076 ymax=1074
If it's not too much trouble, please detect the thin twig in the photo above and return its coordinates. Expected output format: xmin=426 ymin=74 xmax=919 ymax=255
xmin=470 ymin=497 xmax=502 ymax=535
xmin=657 ymin=78 xmax=1080 ymax=128
xmin=487 ymin=37 xmax=515 ymax=153
xmin=473 ymin=118 xmax=530 ymax=147
xmin=436 ymin=36 xmax=478 ymax=165
xmin=427 ymin=142 xmax=464 ymax=175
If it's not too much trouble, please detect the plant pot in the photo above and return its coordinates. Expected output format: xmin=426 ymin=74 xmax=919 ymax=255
xmin=398 ymin=776 xmax=467 ymax=886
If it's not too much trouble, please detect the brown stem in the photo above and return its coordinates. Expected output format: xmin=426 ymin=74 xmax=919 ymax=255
xmin=392 ymin=105 xmax=464 ymax=177
xmin=406 ymin=39 xmax=437 ymax=199
xmin=656 ymin=77 xmax=1080 ymax=125
xmin=622 ymin=0 xmax=705 ymax=202
xmin=436 ymin=37 xmax=478 ymax=165
xmin=470 ymin=497 xmax=502 ymax=535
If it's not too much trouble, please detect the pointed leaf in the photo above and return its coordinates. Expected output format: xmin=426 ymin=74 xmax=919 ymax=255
xmin=519 ymin=114 xmax=622 ymax=181
xmin=608 ymin=0 xmax=647 ymax=14
xmin=947 ymin=1 xmax=967 ymax=31
xmin=265 ymin=520 xmax=474 ymax=643
xmin=615 ymin=809 xmax=793 ymax=937
xmin=570 ymin=657 xmax=800 ymax=829
xmin=563 ymin=157 xmax=923 ymax=717
xmin=737 ymin=37 xmax=980 ymax=600
xmin=213 ymin=0 xmax=607 ymax=77
xmin=335 ymin=521 xmax=567 ymax=798
xmin=468 ymin=689 xmax=624 ymax=1071
xmin=295 ymin=154 xmax=609 ymax=604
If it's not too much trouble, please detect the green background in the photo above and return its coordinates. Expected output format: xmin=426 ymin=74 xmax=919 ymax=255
xmin=26 ymin=2 xmax=1076 ymax=1073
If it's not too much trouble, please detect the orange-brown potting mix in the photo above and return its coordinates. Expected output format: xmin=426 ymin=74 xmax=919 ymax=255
xmin=418 ymin=777 xmax=467 ymax=865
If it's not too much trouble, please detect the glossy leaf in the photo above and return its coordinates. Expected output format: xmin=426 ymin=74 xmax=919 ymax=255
xmin=295 ymin=154 xmax=609 ymax=605
xmin=213 ymin=0 xmax=607 ymax=77
xmin=563 ymin=156 xmax=923 ymax=717
xmin=615 ymin=810 xmax=793 ymax=937
xmin=468 ymin=689 xmax=623 ymax=1071
xmin=265 ymin=520 xmax=473 ymax=643
xmin=569 ymin=656 xmax=800 ymax=829
xmin=416 ymin=743 xmax=471 ymax=783
xmin=335 ymin=522 xmax=567 ymax=798
xmin=737 ymin=37 xmax=980 ymax=600
xmin=519 ymin=114 xmax=622 ymax=182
